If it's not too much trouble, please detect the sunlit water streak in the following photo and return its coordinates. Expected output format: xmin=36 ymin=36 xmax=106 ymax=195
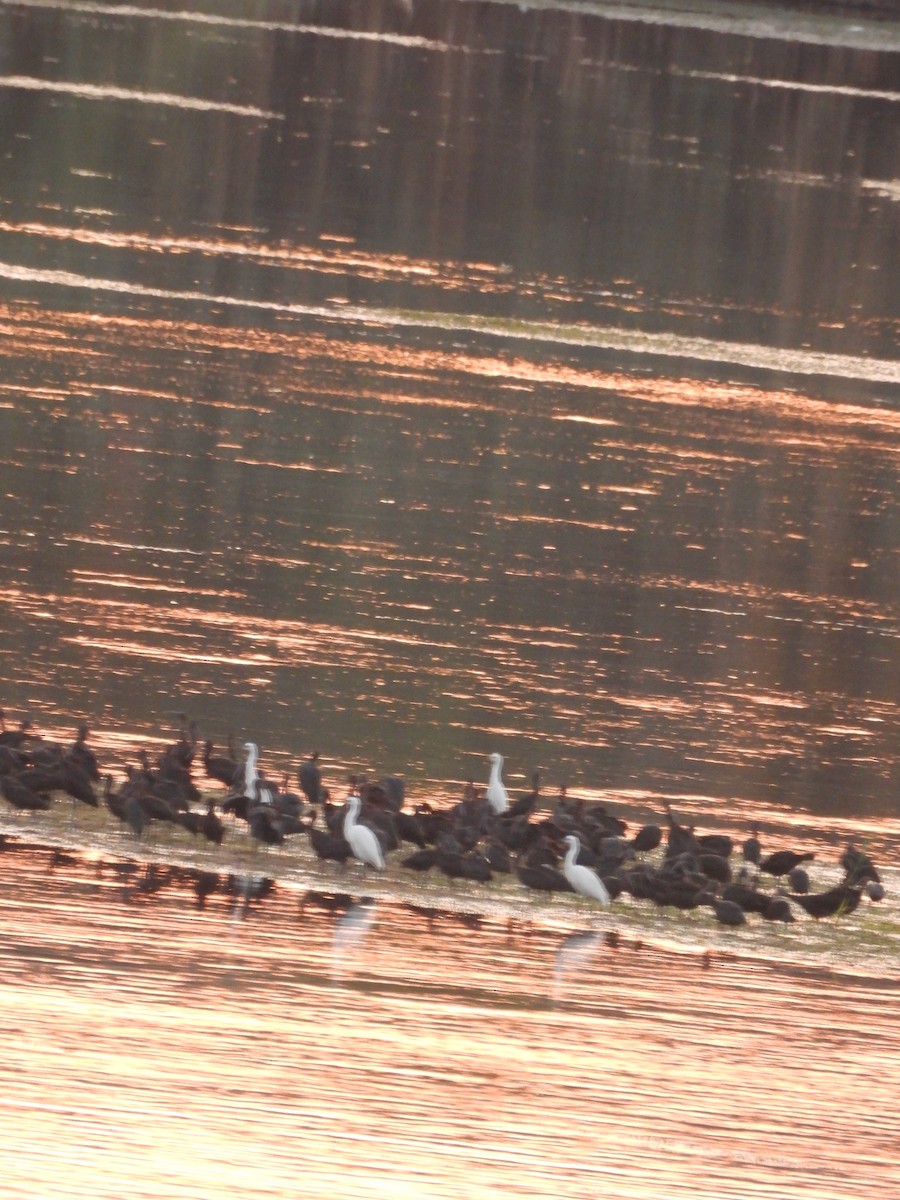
xmin=3 ymin=0 xmax=899 ymax=52
xmin=0 ymin=0 xmax=451 ymax=50
xmin=0 ymin=294 xmax=895 ymax=815
xmin=673 ymin=67 xmax=900 ymax=102
xmin=0 ymin=76 xmax=283 ymax=118
xmin=1 ymin=260 xmax=898 ymax=385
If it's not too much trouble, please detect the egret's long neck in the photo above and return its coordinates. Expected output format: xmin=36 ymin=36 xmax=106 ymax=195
xmin=245 ymin=747 xmax=258 ymax=798
xmin=565 ymin=840 xmax=578 ymax=869
xmin=344 ymin=797 xmax=359 ymax=835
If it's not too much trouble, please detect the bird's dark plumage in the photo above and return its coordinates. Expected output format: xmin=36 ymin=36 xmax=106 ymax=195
xmin=759 ymin=850 xmax=815 ymax=877
xmin=632 ymin=823 xmax=662 ymax=854
xmin=298 ymin=753 xmax=323 ymax=805
xmin=787 ymin=884 xmax=862 ymax=920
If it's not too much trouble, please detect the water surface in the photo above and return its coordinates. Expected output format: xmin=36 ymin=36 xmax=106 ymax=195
xmin=0 ymin=3 xmax=898 ymax=1195
xmin=1 ymin=837 xmax=898 ymax=1200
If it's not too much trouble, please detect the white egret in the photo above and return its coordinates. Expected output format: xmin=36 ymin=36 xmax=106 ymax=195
xmin=486 ymin=752 xmax=509 ymax=814
xmin=343 ymin=794 xmax=386 ymax=870
xmin=242 ymin=742 xmax=260 ymax=802
xmin=562 ymin=834 xmax=611 ymax=906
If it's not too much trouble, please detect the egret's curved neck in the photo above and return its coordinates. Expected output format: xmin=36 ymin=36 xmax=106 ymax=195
xmin=344 ymin=795 xmax=361 ymax=839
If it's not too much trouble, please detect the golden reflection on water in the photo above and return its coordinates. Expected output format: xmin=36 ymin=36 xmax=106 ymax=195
xmin=0 ymin=842 xmax=898 ymax=1200
xmin=1 ymin=10 xmax=897 ymax=1194
xmin=0 ymin=290 xmax=896 ymax=816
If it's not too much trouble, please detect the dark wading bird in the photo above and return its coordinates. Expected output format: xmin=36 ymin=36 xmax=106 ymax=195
xmin=516 ymin=845 xmax=574 ymax=897
xmin=247 ymin=805 xmax=285 ymax=850
xmin=203 ymin=740 xmax=241 ymax=788
xmin=1 ymin=775 xmax=51 ymax=811
xmin=298 ymin=752 xmax=323 ymax=805
xmin=759 ymin=849 xmax=815 ymax=878
xmin=2 ymin=715 xmax=885 ymax=939
xmin=742 ymin=825 xmax=762 ymax=865
xmin=709 ymin=898 xmax=747 ymax=927
xmin=786 ymin=884 xmax=862 ymax=920
xmin=632 ymin=822 xmax=663 ymax=854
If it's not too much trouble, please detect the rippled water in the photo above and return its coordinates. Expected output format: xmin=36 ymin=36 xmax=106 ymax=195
xmin=1 ymin=835 xmax=898 ymax=1200
xmin=0 ymin=1 xmax=898 ymax=1196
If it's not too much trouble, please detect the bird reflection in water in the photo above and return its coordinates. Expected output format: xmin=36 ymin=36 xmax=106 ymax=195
xmin=552 ymin=929 xmax=604 ymax=1005
xmin=298 ymin=889 xmax=355 ymax=917
xmin=227 ymin=872 xmax=276 ymax=921
xmin=331 ymin=897 xmax=377 ymax=980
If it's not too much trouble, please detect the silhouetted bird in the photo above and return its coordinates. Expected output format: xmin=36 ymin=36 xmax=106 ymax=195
xmin=482 ymin=837 xmax=513 ymax=873
xmin=708 ymin=898 xmax=747 ymax=927
xmin=1 ymin=774 xmax=51 ymax=810
xmin=306 ymin=813 xmax=352 ymax=863
xmin=123 ymin=793 xmax=147 ymax=838
xmin=247 ymin=805 xmax=285 ymax=848
xmin=164 ymin=714 xmax=198 ymax=768
xmin=137 ymin=792 xmax=180 ymax=824
xmin=401 ymin=847 xmax=438 ymax=872
xmin=203 ymin=740 xmax=241 ymax=787
xmin=16 ymin=765 xmax=65 ymax=793
xmin=697 ymin=833 xmax=733 ymax=859
xmin=103 ymin=775 xmax=132 ymax=823
xmin=721 ymin=880 xmax=772 ymax=916
xmin=0 ymin=714 xmax=34 ymax=749
xmin=379 ymin=773 xmax=406 ymax=813
xmin=763 ymin=896 xmax=795 ymax=923
xmin=663 ymin=803 xmax=702 ymax=859
xmin=298 ymin=752 xmax=323 ymax=805
xmin=442 ymin=850 xmax=493 ymax=883
xmin=60 ymin=758 xmax=99 ymax=807
xmin=506 ymin=770 xmax=541 ymax=819
xmin=222 ymin=793 xmax=252 ymax=821
xmin=0 ymin=745 xmax=27 ymax=774
xmin=154 ymin=755 xmax=200 ymax=805
xmin=697 ymin=853 xmax=732 ymax=884
xmin=787 ymin=884 xmax=862 ymax=920
xmin=632 ymin=823 xmax=663 ymax=854
xmin=759 ymin=849 xmax=815 ymax=877
xmin=393 ymin=809 xmax=427 ymax=848
xmin=742 ymin=825 xmax=761 ymax=865
xmin=841 ymin=843 xmax=880 ymax=887
xmin=178 ymin=800 xmax=225 ymax=845
xmin=787 ymin=866 xmax=810 ymax=894
xmin=200 ymin=800 xmax=225 ymax=844
xmin=68 ymin=722 xmax=100 ymax=781
xmin=517 ymin=861 xmax=573 ymax=895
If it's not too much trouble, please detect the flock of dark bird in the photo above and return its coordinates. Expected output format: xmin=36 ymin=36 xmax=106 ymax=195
xmin=0 ymin=712 xmax=888 ymax=929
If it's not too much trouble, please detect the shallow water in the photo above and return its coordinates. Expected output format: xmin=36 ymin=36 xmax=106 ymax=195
xmin=0 ymin=1 xmax=898 ymax=1195
xmin=0 ymin=835 xmax=898 ymax=1200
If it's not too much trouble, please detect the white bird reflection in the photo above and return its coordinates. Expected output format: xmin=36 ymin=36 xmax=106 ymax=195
xmin=552 ymin=929 xmax=604 ymax=1005
xmin=331 ymin=898 xmax=378 ymax=980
